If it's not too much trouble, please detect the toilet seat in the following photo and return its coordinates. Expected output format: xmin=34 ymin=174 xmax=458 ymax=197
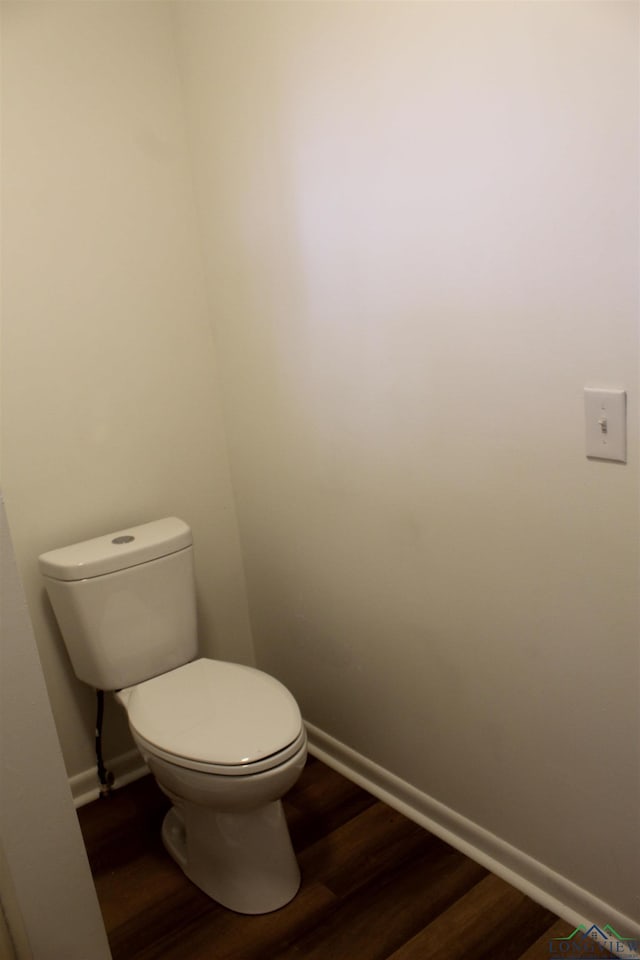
xmin=120 ymin=658 xmax=305 ymax=776
xmin=133 ymin=726 xmax=307 ymax=776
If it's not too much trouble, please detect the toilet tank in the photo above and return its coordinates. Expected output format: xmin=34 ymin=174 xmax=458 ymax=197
xmin=39 ymin=518 xmax=198 ymax=691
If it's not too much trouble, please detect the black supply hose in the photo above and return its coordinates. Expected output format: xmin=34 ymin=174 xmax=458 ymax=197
xmin=95 ymin=689 xmax=114 ymax=799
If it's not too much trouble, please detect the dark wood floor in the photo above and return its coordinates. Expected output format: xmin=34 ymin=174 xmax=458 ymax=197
xmin=77 ymin=756 xmax=605 ymax=960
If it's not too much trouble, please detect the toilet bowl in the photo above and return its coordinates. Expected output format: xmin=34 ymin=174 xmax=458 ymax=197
xmin=39 ymin=518 xmax=307 ymax=914
xmin=115 ymin=657 xmax=307 ymax=913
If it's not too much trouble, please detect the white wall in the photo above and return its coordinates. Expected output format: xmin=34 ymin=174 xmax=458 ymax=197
xmin=0 ymin=493 xmax=111 ymax=959
xmin=1 ymin=1 xmax=253 ymax=785
xmin=175 ymin=0 xmax=640 ymax=925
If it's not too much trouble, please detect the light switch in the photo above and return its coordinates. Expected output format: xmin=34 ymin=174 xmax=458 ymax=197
xmin=584 ymin=388 xmax=626 ymax=462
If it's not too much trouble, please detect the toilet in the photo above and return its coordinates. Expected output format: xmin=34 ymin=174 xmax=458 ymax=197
xmin=39 ymin=517 xmax=307 ymax=915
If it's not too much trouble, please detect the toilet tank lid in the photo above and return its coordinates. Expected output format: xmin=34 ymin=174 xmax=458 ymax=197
xmin=38 ymin=517 xmax=192 ymax=581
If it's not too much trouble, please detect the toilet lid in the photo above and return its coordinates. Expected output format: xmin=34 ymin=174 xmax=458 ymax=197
xmin=123 ymin=659 xmax=303 ymax=769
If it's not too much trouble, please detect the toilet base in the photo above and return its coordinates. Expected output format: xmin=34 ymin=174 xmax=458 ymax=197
xmin=161 ymin=800 xmax=301 ymax=914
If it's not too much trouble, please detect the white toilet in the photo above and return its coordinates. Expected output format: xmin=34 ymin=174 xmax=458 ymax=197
xmin=39 ymin=517 xmax=307 ymax=915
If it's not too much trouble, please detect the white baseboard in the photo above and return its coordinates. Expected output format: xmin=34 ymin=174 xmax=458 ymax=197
xmin=70 ymin=748 xmax=149 ymax=808
xmin=305 ymin=722 xmax=640 ymax=955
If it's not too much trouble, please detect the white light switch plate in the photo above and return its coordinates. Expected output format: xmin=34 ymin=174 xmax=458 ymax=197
xmin=584 ymin=388 xmax=626 ymax=462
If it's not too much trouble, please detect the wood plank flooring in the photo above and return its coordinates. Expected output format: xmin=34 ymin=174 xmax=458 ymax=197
xmin=77 ymin=756 xmax=607 ymax=960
